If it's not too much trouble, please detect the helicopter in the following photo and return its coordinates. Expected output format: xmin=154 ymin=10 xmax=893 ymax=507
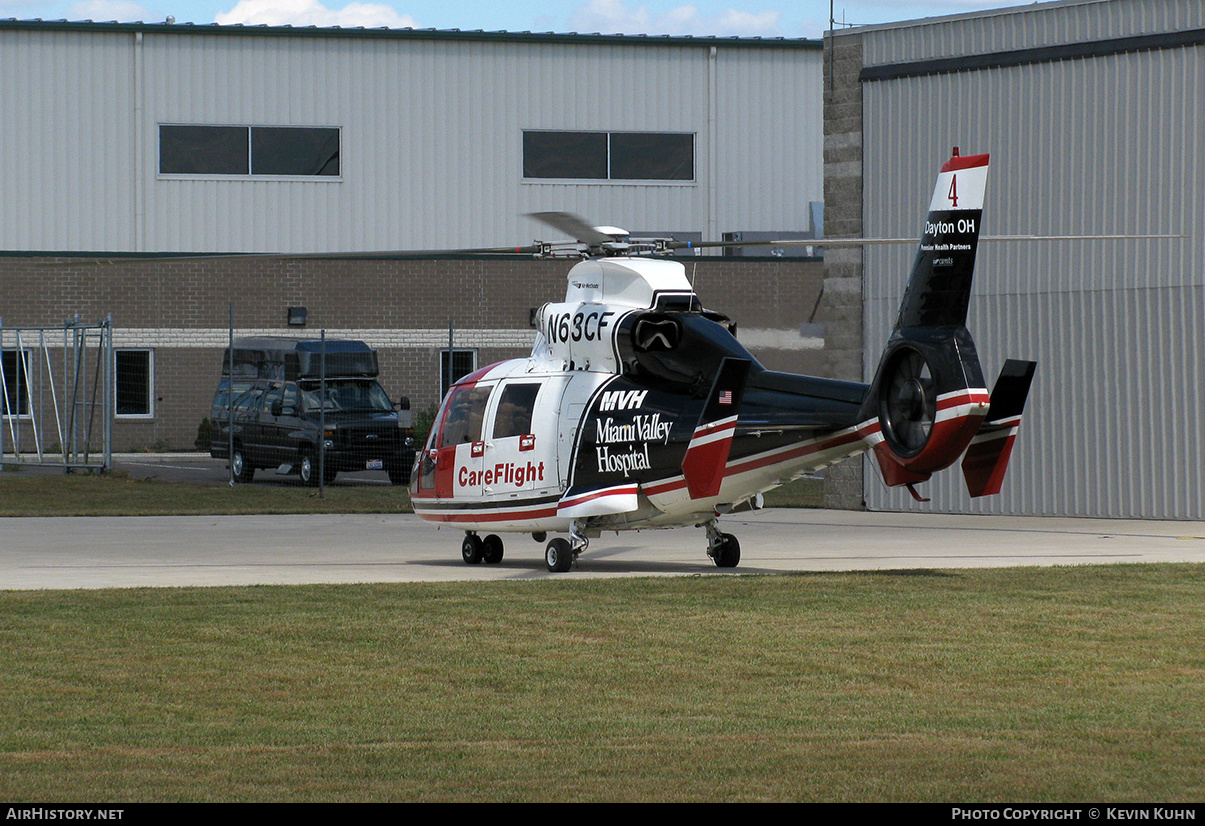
xmin=410 ymin=149 xmax=1038 ymax=572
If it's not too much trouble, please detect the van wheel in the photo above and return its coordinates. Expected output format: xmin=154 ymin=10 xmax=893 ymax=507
xmin=387 ymin=464 xmax=411 ymax=485
xmin=299 ymin=452 xmax=319 ymax=487
xmin=231 ymin=446 xmax=255 ymax=483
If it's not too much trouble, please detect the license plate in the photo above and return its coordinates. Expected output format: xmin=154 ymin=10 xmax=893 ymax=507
xmin=366 ymin=459 xmax=383 ymax=470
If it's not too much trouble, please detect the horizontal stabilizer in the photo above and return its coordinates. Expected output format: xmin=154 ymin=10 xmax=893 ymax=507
xmin=961 ymin=359 xmax=1037 ymax=497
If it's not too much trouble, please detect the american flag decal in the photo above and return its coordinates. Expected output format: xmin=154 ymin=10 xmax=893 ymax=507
xmin=719 ymin=390 xmax=733 ymax=405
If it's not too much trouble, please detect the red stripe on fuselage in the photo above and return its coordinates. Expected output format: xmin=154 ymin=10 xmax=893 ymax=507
xmin=412 ymin=502 xmax=560 ymax=524
xmin=558 ymin=484 xmax=639 ymax=510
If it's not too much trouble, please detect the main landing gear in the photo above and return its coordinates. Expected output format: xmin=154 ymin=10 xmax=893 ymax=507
xmin=704 ymin=519 xmax=741 ymax=569
xmin=544 ymin=521 xmax=588 ymax=573
xmin=459 ymin=520 xmax=740 ymax=572
xmin=462 ymin=532 xmax=505 ymax=565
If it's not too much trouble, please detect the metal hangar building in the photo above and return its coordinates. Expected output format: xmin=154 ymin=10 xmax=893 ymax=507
xmin=0 ymin=19 xmax=838 ymax=482
xmin=825 ymin=0 xmax=1205 ymax=518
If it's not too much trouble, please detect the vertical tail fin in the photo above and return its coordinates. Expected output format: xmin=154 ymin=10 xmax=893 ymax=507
xmin=897 ymin=148 xmax=990 ymax=329
xmin=861 ymin=150 xmax=993 ymax=489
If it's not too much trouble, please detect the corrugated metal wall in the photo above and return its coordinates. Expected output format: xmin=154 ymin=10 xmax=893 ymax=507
xmin=0 ymin=29 xmax=138 ymax=250
xmin=0 ymin=24 xmax=822 ymax=254
xmin=859 ymin=0 xmax=1205 ymax=518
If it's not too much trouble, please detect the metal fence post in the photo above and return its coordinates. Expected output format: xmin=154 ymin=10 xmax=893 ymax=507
xmin=228 ymin=304 xmax=235 ymax=487
xmin=319 ymin=330 xmax=326 ymax=498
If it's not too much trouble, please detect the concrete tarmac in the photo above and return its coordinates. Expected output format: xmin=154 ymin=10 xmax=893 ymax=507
xmin=3 ymin=508 xmax=1204 ymax=590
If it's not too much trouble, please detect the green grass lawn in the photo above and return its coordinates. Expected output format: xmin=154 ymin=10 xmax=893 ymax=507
xmin=1 ymin=565 xmax=1203 ymax=802
xmin=0 ymin=471 xmax=412 ymax=516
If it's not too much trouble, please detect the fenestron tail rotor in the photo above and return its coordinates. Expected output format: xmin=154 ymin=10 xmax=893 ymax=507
xmin=881 ymin=347 xmax=936 ymax=455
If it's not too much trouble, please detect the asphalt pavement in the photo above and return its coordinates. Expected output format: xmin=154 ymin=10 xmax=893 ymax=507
xmin=3 ymin=502 xmax=1204 ymax=590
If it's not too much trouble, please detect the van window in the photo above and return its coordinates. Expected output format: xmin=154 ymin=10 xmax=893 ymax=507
xmin=233 ymin=385 xmax=264 ymax=415
xmin=300 ymin=379 xmax=392 ymax=413
xmin=263 ymin=382 xmax=284 ymax=413
xmin=281 ymin=384 xmax=300 ymax=416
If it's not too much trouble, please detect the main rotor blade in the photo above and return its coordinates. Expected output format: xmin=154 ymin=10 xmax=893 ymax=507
xmin=766 ymin=234 xmax=1182 ymax=248
xmin=527 ymin=211 xmax=617 ymax=245
xmin=34 ymin=245 xmax=546 ymax=267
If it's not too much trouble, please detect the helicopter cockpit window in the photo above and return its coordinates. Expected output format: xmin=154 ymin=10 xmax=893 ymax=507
xmin=438 ymin=385 xmax=492 ymax=448
xmin=492 ymin=384 xmax=540 ymax=440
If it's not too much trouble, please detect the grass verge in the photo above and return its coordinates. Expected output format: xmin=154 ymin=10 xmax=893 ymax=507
xmin=1 ymin=565 xmax=1202 ymax=802
xmin=0 ymin=472 xmax=412 ymax=516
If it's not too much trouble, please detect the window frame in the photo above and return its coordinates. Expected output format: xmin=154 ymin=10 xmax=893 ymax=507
xmin=114 ymin=348 xmax=155 ymax=419
xmin=1 ymin=348 xmax=31 ymax=419
xmin=439 ymin=349 xmax=478 ymax=399
xmin=158 ymin=124 xmax=343 ymax=181
xmin=521 ymin=129 xmax=696 ymax=184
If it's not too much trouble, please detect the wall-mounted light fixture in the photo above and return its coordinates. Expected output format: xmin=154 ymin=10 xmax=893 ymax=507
xmin=287 ymin=306 xmax=307 ymax=327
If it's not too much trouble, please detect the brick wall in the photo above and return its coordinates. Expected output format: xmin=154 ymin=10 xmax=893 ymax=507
xmin=2 ymin=254 xmax=835 ymax=452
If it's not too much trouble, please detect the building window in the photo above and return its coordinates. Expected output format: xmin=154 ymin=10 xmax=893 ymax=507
xmin=440 ymin=349 xmax=477 ymax=398
xmin=1 ymin=349 xmax=29 ymax=417
xmin=115 ymin=349 xmax=153 ymax=417
xmin=159 ymin=125 xmax=340 ymax=177
xmin=523 ymin=131 xmax=694 ymax=181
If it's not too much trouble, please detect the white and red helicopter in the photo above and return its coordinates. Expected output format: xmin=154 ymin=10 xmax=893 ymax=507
xmin=411 ymin=149 xmax=1037 ymax=572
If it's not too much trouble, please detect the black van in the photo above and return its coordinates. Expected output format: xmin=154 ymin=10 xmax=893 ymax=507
xmin=209 ymin=337 xmax=415 ymax=485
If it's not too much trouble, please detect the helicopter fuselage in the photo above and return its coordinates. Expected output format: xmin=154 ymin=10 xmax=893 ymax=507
xmin=410 ymin=256 xmax=873 ymax=535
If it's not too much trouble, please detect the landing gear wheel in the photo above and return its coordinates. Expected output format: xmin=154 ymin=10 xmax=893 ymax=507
xmin=482 ymin=534 xmax=504 ymax=564
xmin=545 ymin=537 xmax=573 ymax=573
xmin=712 ymin=533 xmax=741 ymax=568
xmin=462 ymin=533 xmax=484 ymax=565
xmin=230 ymin=447 xmax=254 ymax=483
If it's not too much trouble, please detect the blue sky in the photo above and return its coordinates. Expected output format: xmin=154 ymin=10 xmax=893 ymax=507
xmin=4 ymin=0 xmax=1042 ymax=38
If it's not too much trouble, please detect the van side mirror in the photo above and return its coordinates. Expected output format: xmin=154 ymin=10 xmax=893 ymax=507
xmin=395 ymin=395 xmax=413 ymax=429
xmin=271 ymin=400 xmax=283 ymax=417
